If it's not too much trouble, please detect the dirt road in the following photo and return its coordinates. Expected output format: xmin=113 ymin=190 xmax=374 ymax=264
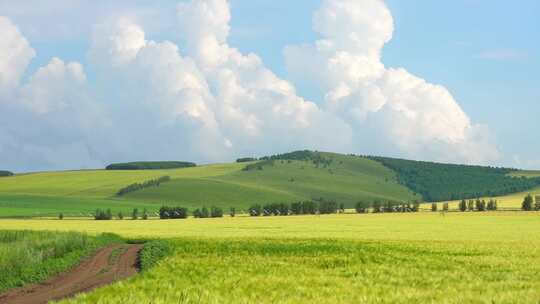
xmin=0 ymin=244 xmax=143 ymax=304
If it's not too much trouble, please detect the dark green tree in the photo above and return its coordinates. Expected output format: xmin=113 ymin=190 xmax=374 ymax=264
xmin=459 ymin=199 xmax=467 ymax=212
xmin=431 ymin=203 xmax=438 ymax=212
xmin=535 ymin=195 xmax=540 ymax=211
xmin=132 ymin=208 xmax=139 ymax=220
xmin=522 ymin=194 xmax=534 ymax=211
xmin=229 ymin=207 xmax=236 ymax=217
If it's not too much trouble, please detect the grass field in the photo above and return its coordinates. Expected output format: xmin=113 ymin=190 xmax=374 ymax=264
xmin=0 ymin=154 xmax=419 ymax=217
xmin=0 ymin=230 xmax=121 ymax=293
xmin=0 ymin=212 xmax=538 ymax=303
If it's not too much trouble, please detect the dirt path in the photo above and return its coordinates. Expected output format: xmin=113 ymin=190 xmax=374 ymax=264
xmin=0 ymin=244 xmax=143 ymax=304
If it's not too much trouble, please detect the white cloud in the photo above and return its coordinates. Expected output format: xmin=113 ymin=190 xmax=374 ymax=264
xmin=0 ymin=16 xmax=35 ymax=94
xmin=285 ymin=0 xmax=500 ymax=164
xmin=0 ymin=1 xmax=501 ymax=171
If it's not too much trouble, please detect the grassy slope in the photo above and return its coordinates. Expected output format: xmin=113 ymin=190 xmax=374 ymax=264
xmin=0 ymin=154 xmax=418 ymax=217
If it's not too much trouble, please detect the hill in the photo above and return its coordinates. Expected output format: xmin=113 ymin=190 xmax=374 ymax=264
xmin=0 ymin=153 xmax=418 ymax=217
xmin=1 ymin=151 xmax=539 ymax=218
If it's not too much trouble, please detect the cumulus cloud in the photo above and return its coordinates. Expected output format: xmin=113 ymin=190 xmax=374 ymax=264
xmin=285 ymin=0 xmax=499 ymax=164
xmin=0 ymin=16 xmax=35 ymax=94
xmin=0 ymin=0 xmax=500 ymax=171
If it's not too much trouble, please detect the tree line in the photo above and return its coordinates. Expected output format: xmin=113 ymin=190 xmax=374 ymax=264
xmin=106 ymin=161 xmax=196 ymax=170
xmin=116 ymin=176 xmax=171 ymax=196
xmin=355 ymin=200 xmax=421 ymax=213
xmin=368 ymin=156 xmax=540 ymax=202
xmin=248 ymin=200 xmax=346 ymax=216
xmin=0 ymin=171 xmax=13 ymax=177
xmin=521 ymin=194 xmax=540 ymax=211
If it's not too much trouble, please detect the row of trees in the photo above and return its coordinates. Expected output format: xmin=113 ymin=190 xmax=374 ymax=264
xmin=522 ymin=194 xmax=540 ymax=211
xmin=95 ymin=208 xmax=149 ymax=220
xmin=355 ymin=201 xmax=420 ymax=213
xmin=106 ymin=161 xmax=196 ymax=170
xmin=458 ymin=199 xmax=499 ymax=212
xmin=116 ymin=176 xmax=171 ymax=196
xmin=193 ymin=207 xmax=224 ymax=218
xmin=0 ymin=170 xmax=13 ymax=177
xmin=248 ymin=200 xmax=345 ymax=216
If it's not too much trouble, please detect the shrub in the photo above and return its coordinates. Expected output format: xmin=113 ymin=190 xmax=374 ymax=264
xmin=159 ymin=206 xmax=188 ymax=219
xmin=487 ymin=199 xmax=498 ymax=211
xmin=372 ymin=200 xmax=382 ymax=213
xmin=522 ymin=194 xmax=534 ymax=211
xmin=411 ymin=202 xmax=420 ymax=212
xmin=229 ymin=207 xmax=236 ymax=217
xmin=535 ymin=195 xmax=540 ymax=211
xmin=95 ymin=209 xmax=112 ymax=220
xmin=58 ymin=213 xmax=64 ymax=220
xmin=117 ymin=212 xmax=124 ymax=220
xmin=442 ymin=202 xmax=449 ymax=211
xmin=431 ymin=203 xmax=437 ymax=212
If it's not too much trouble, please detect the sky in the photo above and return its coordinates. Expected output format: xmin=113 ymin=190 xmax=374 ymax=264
xmin=0 ymin=0 xmax=538 ymax=172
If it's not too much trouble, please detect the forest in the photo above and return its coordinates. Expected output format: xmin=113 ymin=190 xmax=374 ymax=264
xmin=0 ymin=171 xmax=13 ymax=177
xmin=369 ymin=156 xmax=540 ymax=201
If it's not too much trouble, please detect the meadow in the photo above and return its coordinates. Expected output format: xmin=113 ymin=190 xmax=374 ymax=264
xmin=0 ymin=212 xmax=538 ymax=303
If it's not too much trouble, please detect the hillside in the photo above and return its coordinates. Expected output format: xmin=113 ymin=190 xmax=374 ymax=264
xmin=0 ymin=153 xmax=418 ymax=217
xmin=369 ymin=156 xmax=540 ymax=201
xmin=1 ymin=151 xmax=539 ymax=217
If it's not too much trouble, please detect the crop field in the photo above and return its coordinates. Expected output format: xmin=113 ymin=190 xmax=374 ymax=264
xmin=0 ymin=212 xmax=538 ymax=303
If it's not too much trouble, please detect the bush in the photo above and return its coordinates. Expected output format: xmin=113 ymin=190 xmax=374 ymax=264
xmin=467 ymin=200 xmax=475 ymax=211
xmin=116 ymin=176 xmax=171 ymax=196
xmin=117 ymin=212 xmax=124 ymax=220
xmin=475 ymin=199 xmax=486 ymax=212
xmin=58 ymin=213 xmax=64 ymax=220
xmin=431 ymin=203 xmax=438 ymax=212
xmin=372 ymin=200 xmax=382 ymax=213
xmin=229 ymin=207 xmax=236 ymax=217
xmin=95 ymin=209 xmax=112 ymax=220
xmin=535 ymin=195 xmax=540 ymax=211
xmin=522 ymin=194 xmax=534 ymax=211
xmin=159 ymin=206 xmax=188 ymax=219
xmin=106 ymin=161 xmax=196 ymax=170
xmin=442 ymin=202 xmax=449 ymax=212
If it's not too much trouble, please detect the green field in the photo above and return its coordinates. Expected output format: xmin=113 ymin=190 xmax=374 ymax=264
xmin=0 ymin=212 xmax=538 ymax=303
xmin=0 ymin=154 xmax=419 ymax=217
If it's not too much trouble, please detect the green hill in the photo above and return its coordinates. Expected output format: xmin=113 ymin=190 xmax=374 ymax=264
xmin=0 ymin=153 xmax=417 ymax=217
xmin=1 ymin=151 xmax=539 ymax=218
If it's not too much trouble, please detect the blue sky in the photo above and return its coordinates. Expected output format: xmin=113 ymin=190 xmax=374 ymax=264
xmin=0 ymin=0 xmax=539 ymax=171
